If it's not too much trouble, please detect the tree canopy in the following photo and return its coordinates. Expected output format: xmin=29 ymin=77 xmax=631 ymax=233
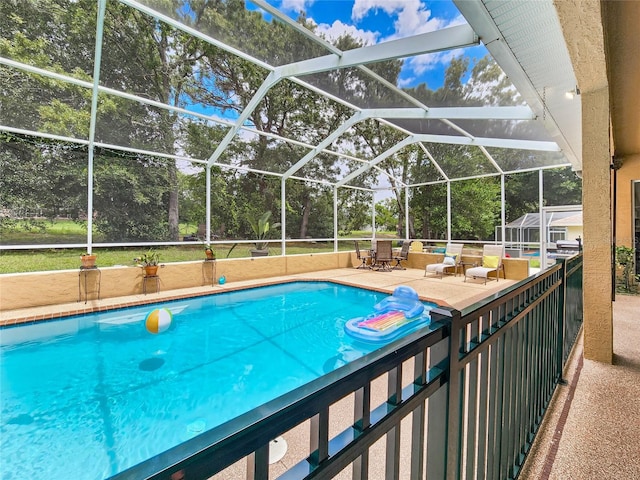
xmin=0 ymin=0 xmax=581 ymax=246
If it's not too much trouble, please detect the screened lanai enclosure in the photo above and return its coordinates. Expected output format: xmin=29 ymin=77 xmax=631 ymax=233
xmin=1 ymin=2 xmax=589 ymax=480
xmin=0 ymin=0 xmax=582 ymax=256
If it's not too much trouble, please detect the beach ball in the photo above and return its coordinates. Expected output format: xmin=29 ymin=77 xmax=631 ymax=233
xmin=145 ymin=308 xmax=173 ymax=334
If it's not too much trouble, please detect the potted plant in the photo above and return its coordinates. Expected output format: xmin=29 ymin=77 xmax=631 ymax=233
xmin=204 ymin=244 xmax=215 ymax=260
xmin=615 ymin=246 xmax=636 ymax=293
xmin=136 ymin=249 xmax=160 ymax=276
xmin=80 ymin=252 xmax=97 ymax=269
xmin=248 ymin=211 xmax=280 ymax=257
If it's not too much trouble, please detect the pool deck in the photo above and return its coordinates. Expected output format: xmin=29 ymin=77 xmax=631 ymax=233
xmin=0 ymin=266 xmax=517 ymax=326
xmin=3 ymin=268 xmax=636 ymax=479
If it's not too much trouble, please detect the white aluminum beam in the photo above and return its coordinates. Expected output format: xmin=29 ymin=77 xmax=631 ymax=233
xmin=337 ymin=137 xmax=415 ymax=186
xmin=252 ymin=0 xmax=434 ymax=111
xmin=278 ymin=25 xmax=478 ymax=78
xmin=478 ymin=145 xmax=504 ymax=173
xmin=206 ymin=71 xmax=281 ymax=166
xmin=85 ymin=0 xmax=108 ymax=252
xmin=415 ymin=134 xmax=560 ymax=151
xmin=121 ymin=0 xmax=274 ymax=72
xmin=0 ymin=126 xmax=89 ymax=146
xmin=0 ymin=56 xmax=240 ymax=129
xmin=447 ymin=181 xmax=452 ymax=241
xmin=363 ymin=107 xmax=534 ymax=120
xmin=282 ymin=112 xmax=364 ymax=178
xmin=337 ymin=134 xmax=557 ymax=187
xmin=417 ymin=143 xmax=449 ymax=181
xmin=283 ymin=106 xmax=529 ymax=181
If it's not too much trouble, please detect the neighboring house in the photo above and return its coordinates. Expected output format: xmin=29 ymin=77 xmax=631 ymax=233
xmin=549 ymin=212 xmax=583 ymax=244
xmin=500 ymin=209 xmax=582 ymax=247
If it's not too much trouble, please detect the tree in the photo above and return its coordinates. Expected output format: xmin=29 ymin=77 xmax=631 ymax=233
xmin=375 ymin=198 xmax=399 ymax=232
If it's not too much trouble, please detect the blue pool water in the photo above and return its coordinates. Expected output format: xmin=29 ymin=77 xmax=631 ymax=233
xmin=0 ymin=281 xmax=436 ymax=479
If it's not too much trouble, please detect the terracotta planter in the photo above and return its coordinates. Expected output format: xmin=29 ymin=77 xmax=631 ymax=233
xmin=144 ymin=265 xmax=159 ymax=276
xmin=80 ymin=254 xmax=96 ymax=268
xmin=205 ymin=249 xmax=215 ymax=260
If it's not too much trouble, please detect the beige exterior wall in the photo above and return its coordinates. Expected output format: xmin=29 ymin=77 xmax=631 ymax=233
xmin=566 ymin=225 xmax=583 ymax=242
xmin=0 ymin=252 xmax=350 ymax=311
xmin=615 ymin=154 xmax=640 ymax=248
xmin=581 ymin=87 xmax=613 ymax=363
xmin=1 ymin=250 xmax=529 ymax=312
xmin=555 ymin=0 xmax=614 ymax=364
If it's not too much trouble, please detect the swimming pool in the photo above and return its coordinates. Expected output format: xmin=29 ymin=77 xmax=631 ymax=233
xmin=0 ymin=281 xmax=436 ymax=479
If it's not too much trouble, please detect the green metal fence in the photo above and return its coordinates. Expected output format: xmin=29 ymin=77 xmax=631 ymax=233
xmin=559 ymin=254 xmax=584 ymax=363
xmin=113 ymin=256 xmax=583 ymax=480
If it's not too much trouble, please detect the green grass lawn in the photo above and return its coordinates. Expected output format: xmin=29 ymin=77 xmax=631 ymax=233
xmin=0 ymin=220 xmax=400 ymax=274
xmin=0 ymin=242 xmax=367 ymax=274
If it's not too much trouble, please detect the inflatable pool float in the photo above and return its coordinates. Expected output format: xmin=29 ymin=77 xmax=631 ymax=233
xmin=344 ymin=286 xmax=431 ymax=343
xmin=372 ymin=285 xmax=425 ymax=318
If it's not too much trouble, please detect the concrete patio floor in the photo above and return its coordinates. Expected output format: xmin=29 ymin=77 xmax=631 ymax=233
xmin=519 ymin=293 xmax=640 ymax=480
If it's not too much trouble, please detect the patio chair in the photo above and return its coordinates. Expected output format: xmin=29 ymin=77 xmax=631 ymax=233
xmin=425 ymin=243 xmax=464 ymax=278
xmin=464 ymin=244 xmax=506 ymax=284
xmin=372 ymin=240 xmax=393 ymax=271
xmin=354 ymin=241 xmax=372 ymax=269
xmin=196 ymin=224 xmax=219 ymax=241
xmin=392 ymin=241 xmax=411 ymax=270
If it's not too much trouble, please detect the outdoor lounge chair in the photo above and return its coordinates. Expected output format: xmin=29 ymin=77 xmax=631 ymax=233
xmin=354 ymin=241 xmax=372 ymax=269
xmin=424 ymin=243 xmax=464 ymax=278
xmin=464 ymin=244 xmax=506 ymax=284
xmin=372 ymin=240 xmax=393 ymax=271
xmin=392 ymin=241 xmax=411 ymax=270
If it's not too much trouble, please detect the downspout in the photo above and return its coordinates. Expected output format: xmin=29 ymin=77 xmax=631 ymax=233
xmin=611 ymin=161 xmax=617 ymax=301
xmin=405 ymin=186 xmax=409 ymax=240
xmin=333 ymin=187 xmax=338 ymax=253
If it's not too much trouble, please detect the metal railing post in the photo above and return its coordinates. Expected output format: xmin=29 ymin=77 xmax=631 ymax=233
xmin=556 ymin=257 xmax=567 ymax=383
xmin=429 ymin=306 xmax=462 ymax=480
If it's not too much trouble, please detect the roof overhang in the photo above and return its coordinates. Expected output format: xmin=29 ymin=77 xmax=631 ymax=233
xmin=454 ymin=0 xmax=582 ymax=172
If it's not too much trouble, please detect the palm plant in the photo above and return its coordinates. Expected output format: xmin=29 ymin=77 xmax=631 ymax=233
xmin=248 ymin=211 xmax=281 ymax=251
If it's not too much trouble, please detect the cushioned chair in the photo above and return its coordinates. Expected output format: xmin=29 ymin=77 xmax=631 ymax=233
xmin=464 ymin=244 xmax=506 ymax=284
xmin=392 ymin=241 xmax=411 ymax=270
xmin=424 ymin=243 xmax=464 ymax=278
xmin=410 ymin=241 xmax=423 ymax=252
xmin=354 ymin=241 xmax=371 ymax=269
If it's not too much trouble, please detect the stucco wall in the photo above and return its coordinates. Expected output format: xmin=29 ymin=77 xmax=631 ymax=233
xmin=615 ymin=154 xmax=640 ymax=248
xmin=0 ymin=252 xmax=352 ymax=311
xmin=352 ymin=251 xmax=529 ymax=281
xmin=581 ymin=87 xmax=614 ymax=363
xmin=1 ymin=250 xmax=529 ymax=311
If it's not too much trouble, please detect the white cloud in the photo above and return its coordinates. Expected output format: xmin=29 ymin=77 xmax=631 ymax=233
xmin=406 ymin=49 xmax=464 ymax=77
xmin=397 ymin=75 xmax=416 ymax=88
xmin=314 ymin=19 xmax=379 ymax=45
xmin=352 ymin=0 xmax=413 ymax=22
xmin=280 ymin=0 xmax=314 ymax=13
xmin=352 ymin=0 xmax=466 ymax=41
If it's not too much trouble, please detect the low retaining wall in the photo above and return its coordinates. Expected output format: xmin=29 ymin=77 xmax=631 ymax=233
xmin=0 ymin=252 xmax=353 ymax=311
xmin=404 ymin=252 xmax=530 ymax=280
xmin=1 ymin=250 xmax=529 ymax=311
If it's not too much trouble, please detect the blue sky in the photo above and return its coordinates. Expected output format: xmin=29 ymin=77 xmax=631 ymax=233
xmin=265 ymin=0 xmax=489 ymax=90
